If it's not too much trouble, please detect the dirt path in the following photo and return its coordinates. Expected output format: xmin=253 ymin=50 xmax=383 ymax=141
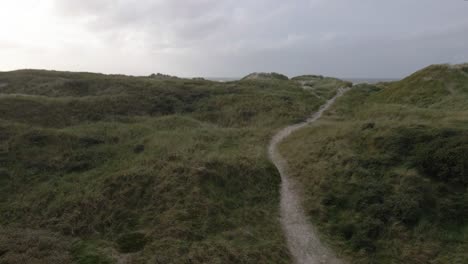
xmin=268 ymin=88 xmax=349 ymax=264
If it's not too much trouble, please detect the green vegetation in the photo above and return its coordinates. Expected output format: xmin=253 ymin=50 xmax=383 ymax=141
xmin=0 ymin=69 xmax=347 ymax=263
xmin=116 ymin=232 xmax=148 ymax=253
xmin=241 ymin=72 xmax=289 ymax=81
xmin=280 ymin=64 xmax=468 ymax=263
xmin=292 ymin=75 xmax=353 ymax=99
xmin=0 ymin=227 xmax=74 ymax=264
xmin=72 ymin=241 xmax=113 ymax=264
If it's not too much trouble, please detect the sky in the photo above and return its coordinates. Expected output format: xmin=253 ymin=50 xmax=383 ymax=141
xmin=0 ymin=0 xmax=467 ymax=78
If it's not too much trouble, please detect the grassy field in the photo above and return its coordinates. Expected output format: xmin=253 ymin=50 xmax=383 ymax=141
xmin=0 ymin=70 xmax=349 ymax=263
xmin=280 ymin=64 xmax=468 ymax=263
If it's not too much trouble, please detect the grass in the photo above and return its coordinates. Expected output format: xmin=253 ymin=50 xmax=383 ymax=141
xmin=280 ymin=64 xmax=468 ymax=263
xmin=0 ymin=227 xmax=74 ymax=264
xmin=72 ymin=241 xmax=113 ymax=264
xmin=0 ymin=69 xmax=348 ymax=263
xmin=241 ymin=72 xmax=289 ymax=81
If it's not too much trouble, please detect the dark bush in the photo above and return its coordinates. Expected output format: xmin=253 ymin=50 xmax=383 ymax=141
xmin=376 ymin=127 xmax=432 ymax=159
xmin=350 ymin=217 xmax=383 ymax=252
xmin=377 ymin=127 xmax=467 ymax=186
xmin=149 ymin=96 xmax=181 ymax=115
xmin=64 ymin=80 xmax=91 ymax=96
xmin=79 ymin=137 xmax=104 ymax=146
xmin=438 ymin=193 xmax=468 ymax=225
xmin=389 ymin=193 xmax=422 ymax=225
xmin=361 ymin=122 xmax=375 ymax=130
xmin=133 ymin=144 xmax=145 ymax=154
xmin=338 ymin=223 xmax=355 ymax=240
xmin=413 ymin=134 xmax=468 ymax=185
xmin=354 ymin=180 xmax=390 ymax=211
xmin=461 ymin=65 xmax=468 ymax=74
xmin=116 ymin=232 xmax=148 ymax=253
xmin=0 ymin=169 xmax=9 ymax=180
xmin=367 ymin=203 xmax=392 ymax=223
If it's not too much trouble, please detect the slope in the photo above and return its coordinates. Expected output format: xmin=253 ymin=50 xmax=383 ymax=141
xmin=0 ymin=70 xmax=349 ymax=264
xmin=280 ymin=64 xmax=468 ymax=264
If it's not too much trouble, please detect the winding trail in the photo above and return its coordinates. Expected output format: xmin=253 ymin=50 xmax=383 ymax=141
xmin=268 ymin=88 xmax=349 ymax=264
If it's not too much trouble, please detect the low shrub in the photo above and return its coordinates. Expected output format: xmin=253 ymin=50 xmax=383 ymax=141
xmin=71 ymin=241 xmax=113 ymax=264
xmin=116 ymin=232 xmax=148 ymax=253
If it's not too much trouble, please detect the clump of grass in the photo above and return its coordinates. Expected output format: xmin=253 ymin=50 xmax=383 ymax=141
xmin=71 ymin=241 xmax=113 ymax=264
xmin=116 ymin=232 xmax=148 ymax=253
xmin=0 ymin=228 xmax=74 ymax=264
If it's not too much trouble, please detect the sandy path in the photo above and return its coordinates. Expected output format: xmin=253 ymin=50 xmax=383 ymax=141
xmin=268 ymin=88 xmax=349 ymax=264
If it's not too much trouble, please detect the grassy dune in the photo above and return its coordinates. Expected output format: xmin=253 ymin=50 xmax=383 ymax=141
xmin=0 ymin=70 xmax=348 ymax=263
xmin=280 ymin=64 xmax=468 ymax=263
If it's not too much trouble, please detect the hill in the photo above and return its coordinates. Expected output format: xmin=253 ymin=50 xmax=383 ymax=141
xmin=0 ymin=69 xmax=348 ymax=263
xmin=372 ymin=64 xmax=468 ymax=109
xmin=241 ymin=72 xmax=289 ymax=81
xmin=280 ymin=64 xmax=468 ymax=263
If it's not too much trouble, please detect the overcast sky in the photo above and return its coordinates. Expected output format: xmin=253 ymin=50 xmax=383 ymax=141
xmin=0 ymin=0 xmax=467 ymax=78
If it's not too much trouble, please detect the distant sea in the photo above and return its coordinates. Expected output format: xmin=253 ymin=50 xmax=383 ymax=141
xmin=205 ymin=77 xmax=400 ymax=84
xmin=344 ymin=78 xmax=400 ymax=84
xmin=205 ymin=77 xmax=240 ymax=82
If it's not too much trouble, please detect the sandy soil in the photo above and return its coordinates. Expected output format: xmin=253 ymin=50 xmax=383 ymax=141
xmin=268 ymin=88 xmax=349 ymax=264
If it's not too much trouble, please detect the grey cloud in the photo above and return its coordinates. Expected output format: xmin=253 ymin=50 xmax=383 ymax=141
xmin=47 ymin=0 xmax=468 ymax=77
